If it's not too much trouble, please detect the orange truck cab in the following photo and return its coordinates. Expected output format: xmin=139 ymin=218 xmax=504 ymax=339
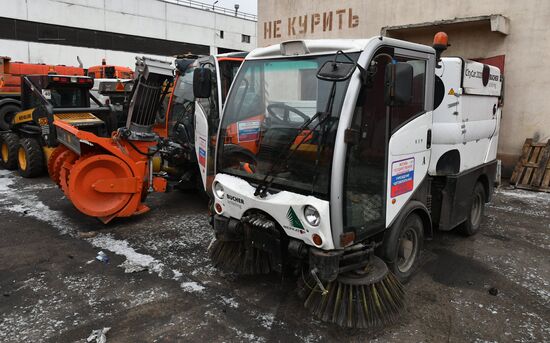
xmin=0 ymin=56 xmax=133 ymax=130
xmin=0 ymin=56 xmax=84 ymax=130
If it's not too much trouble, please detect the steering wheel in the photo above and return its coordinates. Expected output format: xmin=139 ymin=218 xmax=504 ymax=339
xmin=221 ymin=144 xmax=257 ymax=172
xmin=267 ymin=103 xmax=309 ymax=125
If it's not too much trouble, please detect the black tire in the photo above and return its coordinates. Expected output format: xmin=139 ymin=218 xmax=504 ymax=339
xmin=382 ymin=213 xmax=424 ymax=283
xmin=17 ymin=137 xmax=45 ymax=178
xmin=460 ymin=182 xmax=486 ymax=236
xmin=0 ymin=132 xmax=19 ymax=170
xmin=0 ymin=104 xmax=20 ymax=130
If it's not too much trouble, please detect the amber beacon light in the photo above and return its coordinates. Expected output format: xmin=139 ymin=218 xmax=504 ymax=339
xmin=433 ymin=32 xmax=449 ymax=49
xmin=433 ymin=31 xmax=449 ymax=64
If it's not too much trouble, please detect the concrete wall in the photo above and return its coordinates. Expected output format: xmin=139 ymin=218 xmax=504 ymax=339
xmin=3 ymin=0 xmax=257 ymax=67
xmin=258 ymin=0 xmax=550 ymax=173
xmin=0 ymin=39 xmax=172 ymax=67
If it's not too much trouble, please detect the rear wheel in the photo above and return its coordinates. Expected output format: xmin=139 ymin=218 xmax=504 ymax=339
xmin=0 ymin=104 xmax=20 ymax=130
xmin=0 ymin=132 xmax=19 ymax=170
xmin=382 ymin=213 xmax=424 ymax=283
xmin=17 ymin=137 xmax=45 ymax=178
xmin=460 ymin=182 xmax=486 ymax=236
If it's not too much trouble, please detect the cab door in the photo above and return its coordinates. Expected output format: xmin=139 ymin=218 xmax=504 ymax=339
xmin=195 ymin=103 xmax=209 ymax=191
xmin=385 ymin=49 xmax=435 ymax=226
xmin=195 ymin=57 xmax=219 ymax=192
xmin=341 ymin=48 xmax=434 ymax=240
xmin=194 ymin=57 xmax=218 ymax=193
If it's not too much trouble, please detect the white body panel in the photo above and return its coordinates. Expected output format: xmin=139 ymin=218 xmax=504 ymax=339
xmin=462 ymin=60 xmax=502 ymax=96
xmin=214 ymin=173 xmax=335 ymax=249
xmin=429 ymin=57 xmax=502 ymax=175
xmin=386 ymin=113 xmax=433 ymax=226
xmin=194 ymin=104 xmax=209 ymax=190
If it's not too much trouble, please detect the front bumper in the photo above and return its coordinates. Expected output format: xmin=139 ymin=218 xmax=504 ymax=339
xmin=211 ymin=173 xmax=335 ymax=250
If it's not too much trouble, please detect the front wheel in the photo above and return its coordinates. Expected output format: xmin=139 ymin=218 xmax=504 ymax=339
xmin=382 ymin=213 xmax=424 ymax=283
xmin=17 ymin=137 xmax=45 ymax=178
xmin=459 ymin=182 xmax=486 ymax=236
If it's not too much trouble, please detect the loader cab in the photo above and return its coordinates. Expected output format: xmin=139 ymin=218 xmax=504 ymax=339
xmin=21 ymin=75 xmax=93 ymax=111
xmin=18 ymin=74 xmax=115 ymax=146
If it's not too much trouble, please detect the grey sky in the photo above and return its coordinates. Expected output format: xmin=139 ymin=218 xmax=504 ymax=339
xmin=212 ymin=0 xmax=257 ymax=15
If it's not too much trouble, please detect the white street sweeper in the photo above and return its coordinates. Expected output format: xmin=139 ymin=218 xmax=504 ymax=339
xmin=208 ymin=32 xmax=502 ymax=329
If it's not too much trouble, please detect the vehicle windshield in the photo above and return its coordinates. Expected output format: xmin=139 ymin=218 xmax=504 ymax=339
xmin=166 ymin=65 xmax=195 ymax=135
xmin=217 ymin=53 xmax=358 ymax=199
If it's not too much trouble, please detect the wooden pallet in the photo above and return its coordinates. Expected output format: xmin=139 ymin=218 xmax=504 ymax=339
xmin=510 ymin=138 xmax=550 ymax=192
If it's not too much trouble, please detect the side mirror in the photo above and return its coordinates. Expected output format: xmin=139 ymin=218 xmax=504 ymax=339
xmin=193 ymin=68 xmax=212 ymax=98
xmin=317 ymin=60 xmax=356 ymax=82
xmin=384 ymin=62 xmax=413 ymax=106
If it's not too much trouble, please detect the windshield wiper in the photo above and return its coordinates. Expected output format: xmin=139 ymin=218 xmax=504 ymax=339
xmin=253 ymin=110 xmax=330 ymax=198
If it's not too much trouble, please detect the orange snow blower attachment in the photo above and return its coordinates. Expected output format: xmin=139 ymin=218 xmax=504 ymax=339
xmin=49 ymin=57 xmax=174 ymax=223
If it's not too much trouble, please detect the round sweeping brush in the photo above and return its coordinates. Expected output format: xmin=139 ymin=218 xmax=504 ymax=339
xmin=301 ymin=256 xmax=405 ymax=329
xmin=208 ymin=239 xmax=273 ymax=275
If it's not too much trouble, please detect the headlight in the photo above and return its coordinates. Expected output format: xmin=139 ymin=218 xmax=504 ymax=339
xmin=213 ymin=182 xmax=225 ymax=199
xmin=304 ymin=205 xmax=320 ymax=226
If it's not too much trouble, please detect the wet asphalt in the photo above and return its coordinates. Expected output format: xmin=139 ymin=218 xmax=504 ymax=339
xmin=0 ymin=170 xmax=549 ymax=343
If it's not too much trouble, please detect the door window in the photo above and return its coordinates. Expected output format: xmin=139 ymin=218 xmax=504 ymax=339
xmin=196 ymin=57 xmax=219 ymax=122
xmin=390 ymin=57 xmax=426 ymax=132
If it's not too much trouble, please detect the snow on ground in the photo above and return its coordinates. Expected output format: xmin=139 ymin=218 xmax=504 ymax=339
xmin=0 ymin=270 xmax=165 ymax=342
xmin=220 ymin=296 xmax=239 ymax=308
xmin=2 ymin=170 xmax=548 ymax=342
xmin=0 ymin=171 xmax=189 ymax=284
xmin=257 ymin=312 xmax=275 ymax=329
xmin=495 ymin=187 xmax=550 ymax=200
xmin=89 ymin=234 xmax=166 ymax=275
xmin=0 ymin=171 xmax=280 ymax=341
xmin=0 ymin=169 xmax=14 ymax=190
xmin=180 ymin=281 xmax=205 ymax=293
xmin=0 ymin=171 xmax=76 ymax=235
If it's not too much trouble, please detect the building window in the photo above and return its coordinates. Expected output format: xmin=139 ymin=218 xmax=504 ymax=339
xmin=0 ymin=17 xmax=210 ymax=57
xmin=241 ymin=34 xmax=250 ymax=43
xmin=219 ymin=30 xmax=224 ymax=39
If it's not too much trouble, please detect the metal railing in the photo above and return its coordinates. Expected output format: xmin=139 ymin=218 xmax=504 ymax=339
xmin=161 ymin=0 xmax=257 ymax=21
